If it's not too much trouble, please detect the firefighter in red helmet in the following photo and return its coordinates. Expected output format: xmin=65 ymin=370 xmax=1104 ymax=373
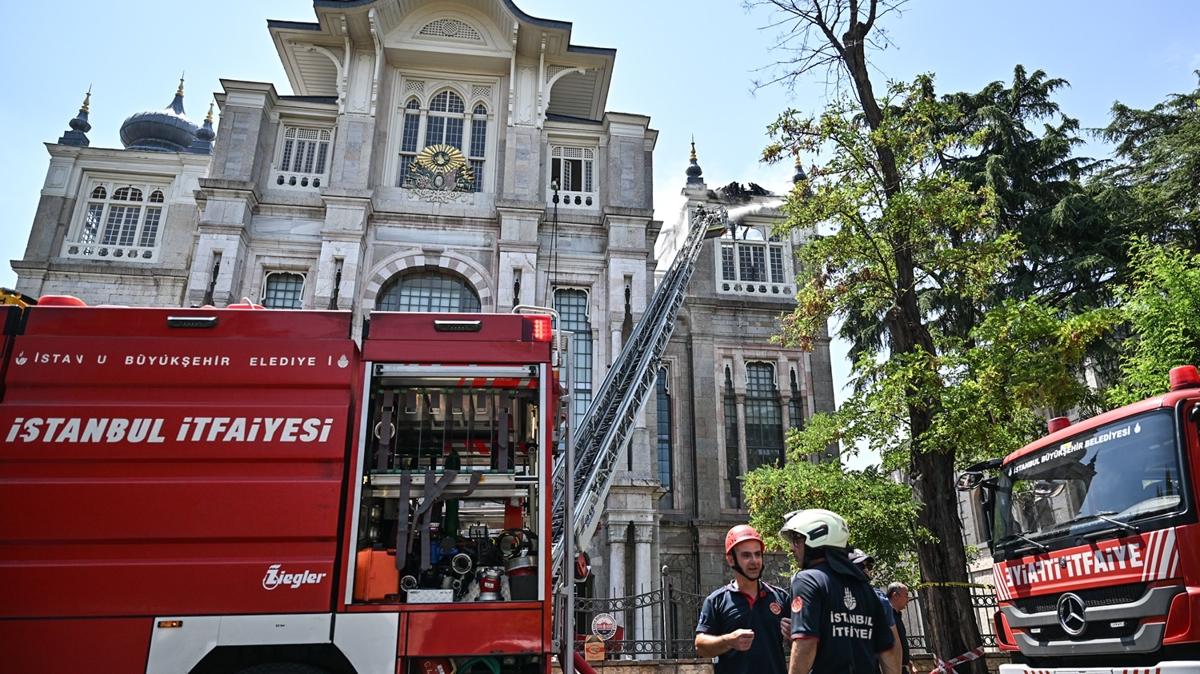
xmin=695 ymin=524 xmax=792 ymax=674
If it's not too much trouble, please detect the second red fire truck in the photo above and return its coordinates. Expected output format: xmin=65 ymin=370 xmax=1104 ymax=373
xmin=964 ymin=365 xmax=1200 ymax=673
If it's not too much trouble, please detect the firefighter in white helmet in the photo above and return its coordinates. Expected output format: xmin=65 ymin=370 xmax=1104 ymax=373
xmin=778 ymin=509 xmax=897 ymax=674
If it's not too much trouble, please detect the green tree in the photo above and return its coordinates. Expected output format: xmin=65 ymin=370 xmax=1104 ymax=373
xmin=762 ymin=73 xmax=1005 ymax=665
xmin=742 ymin=456 xmax=923 ymax=587
xmin=760 ymin=73 xmax=1117 ymax=663
xmin=1107 ymin=242 xmax=1200 ymax=405
xmin=938 ymin=66 xmax=1128 ymax=315
xmin=1100 ymin=73 xmax=1200 ymax=253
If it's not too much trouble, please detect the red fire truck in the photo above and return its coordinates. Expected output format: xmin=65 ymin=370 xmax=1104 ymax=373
xmin=966 ymin=365 xmax=1200 ymax=673
xmin=0 ymin=298 xmax=558 ymax=674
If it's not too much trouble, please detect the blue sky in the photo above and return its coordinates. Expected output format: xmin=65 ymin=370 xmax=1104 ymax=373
xmin=2 ymin=1 xmax=1198 ymax=465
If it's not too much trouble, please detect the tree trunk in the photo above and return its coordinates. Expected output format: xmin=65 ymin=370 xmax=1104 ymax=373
xmin=842 ymin=20 xmax=989 ymax=672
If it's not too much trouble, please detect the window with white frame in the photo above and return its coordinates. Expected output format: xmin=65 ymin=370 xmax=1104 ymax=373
xmin=262 ymin=272 xmax=305 ymax=309
xmin=396 ymin=88 xmax=490 ymax=193
xmin=550 ymin=146 xmax=596 ymax=207
xmin=64 ymin=181 xmax=169 ymax=261
xmin=469 ymin=104 xmax=488 ymax=192
xmin=719 ymin=225 xmax=791 ymax=293
xmin=398 ymin=98 xmax=421 ymax=187
xmin=274 ymin=126 xmax=332 ymax=189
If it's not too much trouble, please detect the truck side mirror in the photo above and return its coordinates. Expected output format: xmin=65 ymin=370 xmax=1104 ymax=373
xmin=956 ymin=471 xmax=985 ymax=492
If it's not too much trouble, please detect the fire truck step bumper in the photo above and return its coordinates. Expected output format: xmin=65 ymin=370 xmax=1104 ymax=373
xmin=999 ymin=662 xmax=1200 ymax=674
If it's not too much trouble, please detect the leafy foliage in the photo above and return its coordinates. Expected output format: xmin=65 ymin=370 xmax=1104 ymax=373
xmin=742 ymin=455 xmax=923 ymax=586
xmin=1107 ymin=242 xmax=1200 ymax=405
xmin=1100 ymin=73 xmax=1200 ymax=253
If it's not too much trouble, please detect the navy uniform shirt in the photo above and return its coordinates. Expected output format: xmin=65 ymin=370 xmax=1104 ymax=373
xmin=696 ymin=580 xmax=791 ymax=674
xmin=789 ymin=562 xmax=894 ymax=673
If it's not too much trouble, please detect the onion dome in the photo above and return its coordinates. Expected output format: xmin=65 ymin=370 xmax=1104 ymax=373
xmin=686 ymin=138 xmax=704 ymax=185
xmin=58 ymin=89 xmax=93 ymax=147
xmin=119 ymin=77 xmax=200 ymax=152
xmin=188 ymin=102 xmax=216 ymax=154
xmin=792 ymin=156 xmax=808 ymax=184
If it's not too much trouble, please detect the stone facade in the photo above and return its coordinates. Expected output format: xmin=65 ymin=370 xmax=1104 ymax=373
xmin=10 ymin=0 xmax=836 ymax=646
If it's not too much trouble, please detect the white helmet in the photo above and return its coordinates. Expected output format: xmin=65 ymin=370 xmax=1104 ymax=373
xmin=778 ymin=509 xmax=850 ymax=549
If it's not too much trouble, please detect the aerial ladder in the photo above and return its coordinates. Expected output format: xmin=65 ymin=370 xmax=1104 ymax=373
xmin=550 ymin=205 xmax=729 ymax=666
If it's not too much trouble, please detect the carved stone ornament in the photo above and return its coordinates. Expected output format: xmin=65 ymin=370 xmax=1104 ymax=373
xmin=403 ymin=144 xmax=475 ymax=203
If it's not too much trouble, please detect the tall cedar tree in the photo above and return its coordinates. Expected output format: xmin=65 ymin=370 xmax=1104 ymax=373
xmin=1099 ymin=72 xmax=1200 ymax=253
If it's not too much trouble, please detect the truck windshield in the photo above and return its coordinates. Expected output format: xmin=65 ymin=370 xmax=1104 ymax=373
xmin=992 ymin=410 xmax=1186 ymax=553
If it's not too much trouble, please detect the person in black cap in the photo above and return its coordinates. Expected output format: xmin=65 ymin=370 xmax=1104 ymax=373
xmin=695 ymin=524 xmax=792 ymax=674
xmin=779 ymin=510 xmax=898 ymax=674
xmin=850 ymin=549 xmax=902 ymax=674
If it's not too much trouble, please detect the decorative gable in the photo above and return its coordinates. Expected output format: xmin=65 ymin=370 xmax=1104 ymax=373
xmin=417 ymin=18 xmax=484 ymax=44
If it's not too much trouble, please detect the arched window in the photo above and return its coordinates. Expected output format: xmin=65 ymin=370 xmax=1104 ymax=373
xmin=72 ymin=181 xmax=166 ymax=257
xmin=469 ymin=103 xmax=488 ymax=193
xmin=723 ymin=365 xmax=741 ymax=508
xmin=745 ymin=362 xmax=784 ymax=470
xmin=398 ymin=89 xmax=490 ymax=192
xmin=425 ymin=90 xmax=466 ymax=149
xmin=377 ymin=269 xmax=481 ymax=313
xmin=719 ymin=225 xmax=788 ymax=285
xmin=398 ymin=98 xmax=421 ymax=186
xmin=262 ymin=271 xmax=305 ymax=309
xmin=656 ymin=366 xmax=673 ymax=500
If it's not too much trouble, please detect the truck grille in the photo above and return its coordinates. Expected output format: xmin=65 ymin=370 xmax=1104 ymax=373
xmin=1011 ymin=582 xmax=1147 ymax=615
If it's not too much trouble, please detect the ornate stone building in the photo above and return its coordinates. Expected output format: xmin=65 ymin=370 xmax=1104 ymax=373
xmin=11 ymin=0 xmax=835 ymax=637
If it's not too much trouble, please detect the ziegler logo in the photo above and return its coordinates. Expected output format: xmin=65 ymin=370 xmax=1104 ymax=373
xmin=262 ymin=564 xmax=327 ymax=590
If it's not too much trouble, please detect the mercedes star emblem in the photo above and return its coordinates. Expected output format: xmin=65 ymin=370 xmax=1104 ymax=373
xmin=1056 ymin=592 xmax=1087 ymax=637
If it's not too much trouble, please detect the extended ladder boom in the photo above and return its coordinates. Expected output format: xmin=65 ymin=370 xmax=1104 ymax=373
xmin=550 ymin=205 xmax=728 ymax=572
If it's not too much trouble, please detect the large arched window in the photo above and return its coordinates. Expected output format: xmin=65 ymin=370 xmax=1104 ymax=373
xmin=745 ymin=362 xmax=785 ymax=470
xmin=396 ymin=88 xmax=490 ymax=193
xmin=376 ymin=269 xmax=481 ymax=313
xmin=425 ymin=90 xmax=466 ymax=149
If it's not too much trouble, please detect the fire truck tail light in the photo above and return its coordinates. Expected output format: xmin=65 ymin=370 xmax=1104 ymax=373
xmin=157 ymin=620 xmax=183 ymax=629
xmin=37 ymin=295 xmax=87 ymax=307
xmin=1169 ymin=365 xmax=1200 ymax=391
xmin=530 ymin=316 xmax=552 ymax=342
xmin=1047 ymin=416 xmax=1071 ymax=433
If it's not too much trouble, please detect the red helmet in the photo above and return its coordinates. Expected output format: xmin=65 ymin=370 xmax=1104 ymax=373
xmin=724 ymin=525 xmax=764 ymax=555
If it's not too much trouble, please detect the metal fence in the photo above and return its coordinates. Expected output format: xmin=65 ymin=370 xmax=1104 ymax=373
xmin=903 ymin=584 xmax=999 ymax=656
xmin=569 ymin=571 xmax=707 ymax=660
xmin=568 ymin=573 xmax=999 ymax=661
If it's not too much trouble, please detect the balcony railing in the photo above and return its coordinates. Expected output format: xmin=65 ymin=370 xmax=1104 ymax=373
xmin=273 ymin=170 xmax=326 ymax=191
xmin=549 ymin=189 xmax=597 ymax=209
xmin=62 ymin=241 xmax=159 ymax=263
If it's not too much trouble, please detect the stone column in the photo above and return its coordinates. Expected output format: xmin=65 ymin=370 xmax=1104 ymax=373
xmin=607 ymin=521 xmax=628 ymax=602
xmin=632 ymin=523 xmax=655 ymax=657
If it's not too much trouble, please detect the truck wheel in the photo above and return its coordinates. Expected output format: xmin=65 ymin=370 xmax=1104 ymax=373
xmin=234 ymin=665 xmax=330 ymax=674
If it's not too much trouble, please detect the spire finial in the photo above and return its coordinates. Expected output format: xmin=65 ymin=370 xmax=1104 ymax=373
xmin=685 ymin=135 xmax=704 ymax=186
xmin=177 ymin=73 xmax=185 ymax=97
xmin=205 ymin=101 xmax=215 ymax=123
xmin=81 ymin=85 xmax=92 ymax=113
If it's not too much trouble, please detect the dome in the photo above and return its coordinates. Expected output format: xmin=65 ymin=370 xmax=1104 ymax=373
xmin=119 ymin=79 xmax=200 ymax=152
